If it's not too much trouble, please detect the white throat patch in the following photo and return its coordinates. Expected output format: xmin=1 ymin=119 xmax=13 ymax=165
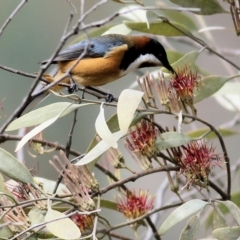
xmin=120 ymin=53 xmax=161 ymax=76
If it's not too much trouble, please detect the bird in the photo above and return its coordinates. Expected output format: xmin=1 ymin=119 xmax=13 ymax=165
xmin=41 ymin=34 xmax=176 ymax=92
xmin=20 ymin=34 xmax=176 ymax=116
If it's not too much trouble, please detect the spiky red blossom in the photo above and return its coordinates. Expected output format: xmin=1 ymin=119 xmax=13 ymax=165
xmin=125 ymin=120 xmax=160 ymax=169
xmin=177 ymin=141 xmax=222 ymax=188
xmin=169 ymin=65 xmax=199 ymax=102
xmin=71 ymin=214 xmax=94 ymax=233
xmin=126 ymin=120 xmax=159 ymax=157
xmin=117 ymin=189 xmax=154 ymax=220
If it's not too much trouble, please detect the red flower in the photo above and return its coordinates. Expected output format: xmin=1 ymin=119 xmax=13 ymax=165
xmin=71 ymin=214 xmax=94 ymax=233
xmin=117 ymin=189 xmax=154 ymax=220
xmin=170 ymin=65 xmax=199 ymax=102
xmin=177 ymin=141 xmax=222 ymax=189
xmin=125 ymin=120 xmax=160 ymax=169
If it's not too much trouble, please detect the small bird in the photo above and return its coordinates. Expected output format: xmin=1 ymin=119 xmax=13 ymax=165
xmin=42 ymin=34 xmax=176 ymax=91
xmin=20 ymin=34 xmax=176 ymax=116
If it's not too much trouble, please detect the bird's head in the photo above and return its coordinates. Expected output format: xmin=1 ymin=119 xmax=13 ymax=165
xmin=120 ymin=36 xmax=177 ymax=76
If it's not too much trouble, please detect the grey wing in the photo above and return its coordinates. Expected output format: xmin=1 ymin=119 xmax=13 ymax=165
xmin=42 ymin=35 xmax=127 ymax=64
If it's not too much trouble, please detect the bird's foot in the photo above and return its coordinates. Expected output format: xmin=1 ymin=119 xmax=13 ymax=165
xmin=105 ymin=93 xmax=114 ymax=103
xmin=67 ymin=74 xmax=79 ymax=93
xmin=67 ymin=82 xmax=78 ymax=94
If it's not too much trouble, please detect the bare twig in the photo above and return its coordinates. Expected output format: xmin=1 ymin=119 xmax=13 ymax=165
xmin=0 ymin=0 xmax=28 ymax=37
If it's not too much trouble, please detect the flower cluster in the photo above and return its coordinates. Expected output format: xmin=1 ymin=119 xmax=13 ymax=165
xmin=125 ymin=120 xmax=160 ymax=169
xmin=117 ymin=189 xmax=154 ymax=220
xmin=71 ymin=213 xmax=94 ymax=233
xmin=141 ymin=66 xmax=200 ymax=119
xmin=174 ymin=141 xmax=222 ymax=189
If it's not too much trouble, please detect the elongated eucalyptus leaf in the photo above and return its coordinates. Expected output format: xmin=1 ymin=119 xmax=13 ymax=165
xmin=180 ymin=215 xmax=200 ymax=240
xmin=212 ymin=227 xmax=240 ymax=240
xmin=170 ymin=0 xmax=228 ymax=15
xmin=155 ymin=132 xmax=193 ymax=151
xmin=0 ymin=148 xmax=36 ymax=186
xmin=124 ymin=21 xmax=194 ymax=36
xmin=213 ymin=206 xmax=228 ymax=229
xmin=102 ymin=24 xmax=132 ymax=35
xmin=95 ymin=104 xmax=118 ymax=148
xmin=154 ymin=9 xmax=198 ymax=31
xmin=75 ymin=131 xmax=122 ymax=166
xmin=194 ymin=76 xmax=231 ymax=103
xmin=0 ymin=173 xmax=14 ymax=197
xmin=187 ymin=128 xmax=239 ymax=139
xmin=166 ymin=50 xmax=184 ymax=64
xmin=117 ymin=89 xmax=144 ymax=134
xmin=28 ymin=207 xmax=46 ymax=232
xmin=159 ymin=199 xmax=208 ymax=235
xmin=219 ymin=201 xmax=240 ymax=225
xmin=45 ymin=205 xmax=81 ymax=239
xmin=7 ymin=102 xmax=94 ymax=131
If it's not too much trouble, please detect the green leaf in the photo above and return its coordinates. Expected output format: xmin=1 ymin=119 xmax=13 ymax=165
xmin=194 ymin=76 xmax=231 ymax=103
xmin=100 ymin=199 xmax=118 ymax=211
xmin=0 ymin=219 xmax=13 ymax=239
xmin=156 ymin=10 xmax=198 ymax=31
xmin=213 ymin=206 xmax=228 ymax=230
xmin=214 ymin=81 xmax=240 ymax=96
xmin=170 ymin=0 xmax=229 ymax=15
xmin=102 ymin=24 xmax=132 ymax=35
xmin=219 ymin=201 xmax=240 ymax=225
xmin=6 ymin=102 xmax=94 ymax=131
xmin=166 ymin=50 xmax=184 ymax=64
xmin=212 ymin=227 xmax=240 ymax=240
xmin=28 ymin=207 xmax=46 ymax=233
xmin=206 ymin=192 xmax=240 ymax=229
xmin=171 ymin=51 xmax=200 ymax=69
xmin=162 ymin=51 xmax=200 ymax=74
xmin=45 ymin=204 xmax=81 ymax=239
xmin=0 ymin=173 xmax=14 ymax=197
xmin=180 ymin=215 xmax=200 ymax=240
xmin=0 ymin=148 xmax=36 ymax=187
xmin=159 ymin=199 xmax=208 ymax=235
xmin=124 ymin=20 xmax=195 ymax=36
xmin=187 ymin=128 xmax=240 ymax=139
xmin=155 ymin=132 xmax=193 ymax=151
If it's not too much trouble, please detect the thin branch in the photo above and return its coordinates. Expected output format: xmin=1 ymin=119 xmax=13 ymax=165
xmin=95 ymin=166 xmax=179 ymax=197
xmin=145 ymin=216 xmax=161 ymax=240
xmin=0 ymin=0 xmax=28 ymax=37
xmin=97 ymin=202 xmax=183 ymax=235
xmin=53 ymin=108 xmax=79 ymax=194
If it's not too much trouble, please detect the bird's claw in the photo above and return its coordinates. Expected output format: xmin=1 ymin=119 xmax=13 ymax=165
xmin=67 ymin=82 xmax=78 ymax=94
xmin=105 ymin=93 xmax=114 ymax=103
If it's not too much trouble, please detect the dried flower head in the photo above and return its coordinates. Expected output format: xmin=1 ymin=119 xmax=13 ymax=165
xmin=117 ymin=189 xmax=154 ymax=220
xmin=0 ymin=195 xmax=30 ymax=233
xmin=175 ymin=141 xmax=222 ymax=189
xmin=125 ymin=120 xmax=159 ymax=169
xmin=50 ymin=151 xmax=97 ymax=210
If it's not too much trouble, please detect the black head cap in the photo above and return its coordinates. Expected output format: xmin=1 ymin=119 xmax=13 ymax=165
xmin=144 ymin=38 xmax=177 ymax=76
